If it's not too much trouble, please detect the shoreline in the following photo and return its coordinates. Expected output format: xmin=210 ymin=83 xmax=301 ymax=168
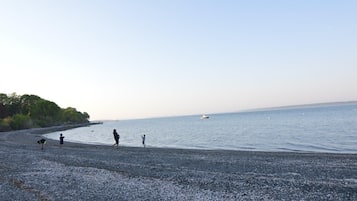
xmin=0 ymin=124 xmax=356 ymax=200
xmin=41 ymin=123 xmax=357 ymax=155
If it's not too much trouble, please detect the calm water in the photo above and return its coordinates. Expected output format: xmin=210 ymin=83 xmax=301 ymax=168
xmin=45 ymin=103 xmax=357 ymax=153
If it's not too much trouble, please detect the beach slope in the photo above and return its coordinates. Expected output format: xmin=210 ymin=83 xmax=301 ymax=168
xmin=0 ymin=126 xmax=356 ymax=200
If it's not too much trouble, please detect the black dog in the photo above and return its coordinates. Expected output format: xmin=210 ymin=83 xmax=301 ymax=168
xmin=37 ymin=139 xmax=46 ymax=144
xmin=37 ymin=139 xmax=46 ymax=150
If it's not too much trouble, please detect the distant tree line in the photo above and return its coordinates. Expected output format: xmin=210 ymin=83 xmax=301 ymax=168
xmin=0 ymin=93 xmax=90 ymax=131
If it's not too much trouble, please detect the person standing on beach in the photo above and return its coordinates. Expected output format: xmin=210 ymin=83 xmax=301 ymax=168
xmin=59 ymin=133 xmax=65 ymax=147
xmin=141 ymin=134 xmax=146 ymax=148
xmin=113 ymin=129 xmax=120 ymax=148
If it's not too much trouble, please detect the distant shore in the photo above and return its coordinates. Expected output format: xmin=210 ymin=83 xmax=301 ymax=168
xmin=238 ymin=100 xmax=357 ymax=113
xmin=0 ymin=124 xmax=356 ymax=200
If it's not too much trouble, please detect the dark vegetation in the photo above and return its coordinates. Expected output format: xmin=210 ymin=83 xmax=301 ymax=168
xmin=0 ymin=93 xmax=90 ymax=131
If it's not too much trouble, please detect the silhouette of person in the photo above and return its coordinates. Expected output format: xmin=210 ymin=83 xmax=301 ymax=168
xmin=113 ymin=129 xmax=120 ymax=148
xmin=59 ymin=133 xmax=65 ymax=147
xmin=142 ymin=134 xmax=146 ymax=148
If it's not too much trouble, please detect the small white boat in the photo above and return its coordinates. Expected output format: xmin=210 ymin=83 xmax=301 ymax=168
xmin=201 ymin=114 xmax=209 ymax=119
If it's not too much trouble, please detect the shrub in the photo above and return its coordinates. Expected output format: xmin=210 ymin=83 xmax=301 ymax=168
xmin=0 ymin=117 xmax=12 ymax=132
xmin=10 ymin=114 xmax=32 ymax=130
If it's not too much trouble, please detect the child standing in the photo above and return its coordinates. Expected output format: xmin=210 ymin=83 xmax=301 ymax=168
xmin=59 ymin=133 xmax=65 ymax=147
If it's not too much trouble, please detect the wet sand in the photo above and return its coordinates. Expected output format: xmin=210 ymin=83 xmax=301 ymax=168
xmin=0 ymin=125 xmax=356 ymax=201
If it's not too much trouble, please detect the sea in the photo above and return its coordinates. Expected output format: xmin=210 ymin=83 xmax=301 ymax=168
xmin=44 ymin=102 xmax=357 ymax=153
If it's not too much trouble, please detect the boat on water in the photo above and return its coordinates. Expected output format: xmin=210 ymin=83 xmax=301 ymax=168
xmin=201 ymin=114 xmax=209 ymax=119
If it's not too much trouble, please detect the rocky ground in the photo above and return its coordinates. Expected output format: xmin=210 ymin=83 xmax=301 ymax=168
xmin=0 ymin=127 xmax=356 ymax=200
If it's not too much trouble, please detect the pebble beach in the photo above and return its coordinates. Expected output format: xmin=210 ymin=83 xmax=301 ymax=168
xmin=0 ymin=125 xmax=356 ymax=201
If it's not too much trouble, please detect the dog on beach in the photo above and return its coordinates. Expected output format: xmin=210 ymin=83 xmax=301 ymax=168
xmin=37 ymin=138 xmax=46 ymax=150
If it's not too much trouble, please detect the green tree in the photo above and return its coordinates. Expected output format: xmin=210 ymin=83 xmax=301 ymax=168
xmin=0 ymin=93 xmax=21 ymax=118
xmin=63 ymin=107 xmax=87 ymax=123
xmin=20 ymin=94 xmax=41 ymax=116
xmin=7 ymin=93 xmax=21 ymax=116
xmin=0 ymin=117 xmax=12 ymax=131
xmin=10 ymin=114 xmax=32 ymax=130
xmin=0 ymin=92 xmax=90 ymax=131
xmin=83 ymin=112 xmax=90 ymax=120
xmin=29 ymin=100 xmax=61 ymax=127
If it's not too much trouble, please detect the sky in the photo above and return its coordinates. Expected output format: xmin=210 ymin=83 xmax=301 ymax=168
xmin=1 ymin=0 xmax=357 ymax=120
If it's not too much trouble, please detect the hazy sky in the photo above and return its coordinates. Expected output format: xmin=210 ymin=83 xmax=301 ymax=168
xmin=1 ymin=0 xmax=357 ymax=120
